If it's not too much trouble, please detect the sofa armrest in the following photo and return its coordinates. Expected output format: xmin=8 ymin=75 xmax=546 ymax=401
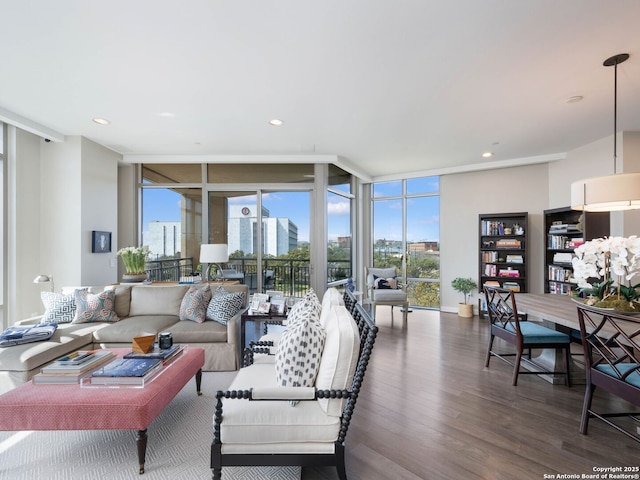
xmin=225 ymin=310 xmax=242 ymax=345
xmin=13 ymin=316 xmax=44 ymax=326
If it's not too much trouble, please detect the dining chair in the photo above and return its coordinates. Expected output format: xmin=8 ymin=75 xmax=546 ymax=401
xmin=576 ymin=303 xmax=640 ymax=443
xmin=484 ymin=285 xmax=571 ymax=386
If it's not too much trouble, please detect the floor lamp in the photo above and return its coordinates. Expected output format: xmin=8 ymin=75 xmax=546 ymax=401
xmin=33 ymin=274 xmax=54 ymax=292
xmin=200 ymin=244 xmax=229 ymax=281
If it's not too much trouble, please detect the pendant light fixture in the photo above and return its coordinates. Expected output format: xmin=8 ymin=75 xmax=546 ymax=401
xmin=571 ymin=53 xmax=640 ymax=212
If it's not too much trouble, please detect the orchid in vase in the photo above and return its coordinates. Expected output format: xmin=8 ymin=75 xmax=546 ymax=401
xmin=571 ymin=236 xmax=640 ymax=312
xmin=116 ymin=245 xmax=150 ymax=275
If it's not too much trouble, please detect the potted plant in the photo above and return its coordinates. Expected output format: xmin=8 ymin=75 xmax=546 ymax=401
xmin=451 ymin=277 xmax=477 ymax=318
xmin=117 ymin=245 xmax=151 ymax=282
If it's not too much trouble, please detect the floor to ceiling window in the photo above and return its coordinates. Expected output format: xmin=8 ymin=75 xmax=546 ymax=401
xmin=372 ymin=176 xmax=440 ymax=308
xmin=139 ymin=162 xmax=352 ymax=295
xmin=1 ymin=122 xmax=5 ymax=322
xmin=327 ymin=164 xmax=353 ymax=286
xmin=141 ymin=164 xmax=202 ymax=281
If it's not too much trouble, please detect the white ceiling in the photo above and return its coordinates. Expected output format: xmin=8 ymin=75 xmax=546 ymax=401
xmin=2 ymin=0 xmax=640 ymax=180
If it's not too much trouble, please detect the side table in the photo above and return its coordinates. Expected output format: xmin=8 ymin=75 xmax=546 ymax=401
xmin=240 ymin=309 xmax=288 ymax=354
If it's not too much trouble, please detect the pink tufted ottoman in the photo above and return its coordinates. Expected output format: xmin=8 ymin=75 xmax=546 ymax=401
xmin=0 ymin=347 xmax=205 ymax=474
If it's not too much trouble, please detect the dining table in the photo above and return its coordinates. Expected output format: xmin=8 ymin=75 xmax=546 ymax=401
xmin=512 ymin=293 xmax=640 ymax=385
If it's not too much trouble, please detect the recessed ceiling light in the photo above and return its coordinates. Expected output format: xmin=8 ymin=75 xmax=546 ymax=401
xmin=566 ymin=95 xmax=584 ymax=104
xmin=92 ymin=117 xmax=110 ymax=125
xmin=269 ymin=119 xmax=284 ymax=126
xmin=482 ymin=152 xmax=493 ymax=158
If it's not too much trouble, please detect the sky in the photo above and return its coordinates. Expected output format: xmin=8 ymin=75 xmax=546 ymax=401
xmin=141 ymin=177 xmax=439 ymax=246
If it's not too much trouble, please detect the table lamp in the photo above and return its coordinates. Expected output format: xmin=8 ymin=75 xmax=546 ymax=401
xmin=199 ymin=244 xmax=229 ymax=281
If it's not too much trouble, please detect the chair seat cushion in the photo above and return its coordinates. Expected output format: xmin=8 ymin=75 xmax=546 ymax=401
xmin=373 ymin=289 xmax=407 ymax=302
xmin=595 ymin=363 xmax=640 ymax=388
xmin=502 ymin=322 xmax=570 ymax=344
xmin=220 ymin=363 xmax=340 ymax=445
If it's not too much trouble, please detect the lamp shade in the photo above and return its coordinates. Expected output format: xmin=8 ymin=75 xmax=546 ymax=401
xmin=199 ymin=244 xmax=229 ymax=264
xmin=571 ymin=173 xmax=640 ymax=212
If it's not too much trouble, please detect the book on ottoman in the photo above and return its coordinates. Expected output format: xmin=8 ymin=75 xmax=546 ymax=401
xmin=89 ymin=358 xmax=163 ymax=386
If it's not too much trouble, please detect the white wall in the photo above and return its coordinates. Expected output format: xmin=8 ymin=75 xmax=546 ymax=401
xmin=440 ymin=163 xmax=549 ymax=313
xmin=39 ymin=136 xmax=119 ymax=299
xmin=80 ymin=138 xmax=119 ymax=285
xmin=10 ymin=128 xmax=43 ymax=320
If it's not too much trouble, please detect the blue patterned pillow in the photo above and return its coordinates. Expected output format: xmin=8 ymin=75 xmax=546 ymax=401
xmin=41 ymin=291 xmax=77 ymax=323
xmin=373 ymin=275 xmax=397 ymax=289
xmin=179 ymin=284 xmax=212 ymax=323
xmin=206 ymin=286 xmax=245 ymax=325
xmin=72 ymin=289 xmax=119 ymax=323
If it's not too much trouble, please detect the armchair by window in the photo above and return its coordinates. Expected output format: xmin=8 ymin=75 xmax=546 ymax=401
xmin=365 ymin=266 xmax=408 ymax=322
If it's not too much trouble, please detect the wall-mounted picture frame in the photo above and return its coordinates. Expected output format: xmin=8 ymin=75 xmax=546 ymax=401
xmin=92 ymin=230 xmax=112 ymax=253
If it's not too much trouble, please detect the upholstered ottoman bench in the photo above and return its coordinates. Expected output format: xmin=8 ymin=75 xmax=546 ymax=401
xmin=0 ymin=347 xmax=205 ymax=474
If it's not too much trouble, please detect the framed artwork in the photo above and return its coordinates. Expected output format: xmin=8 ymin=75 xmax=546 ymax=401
xmin=92 ymin=231 xmax=112 ymax=253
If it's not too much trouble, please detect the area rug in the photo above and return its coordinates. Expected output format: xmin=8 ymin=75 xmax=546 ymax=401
xmin=0 ymin=372 xmax=301 ymax=480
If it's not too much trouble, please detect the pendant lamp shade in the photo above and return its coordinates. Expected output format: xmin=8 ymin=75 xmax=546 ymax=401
xmin=571 ymin=173 xmax=640 ymax=211
xmin=570 ymin=53 xmax=640 ymax=212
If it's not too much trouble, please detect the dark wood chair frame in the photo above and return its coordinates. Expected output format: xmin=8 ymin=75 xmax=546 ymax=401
xmin=484 ymin=286 xmax=572 ymax=387
xmin=211 ymin=294 xmax=378 ymax=480
xmin=576 ymin=303 xmax=640 ymax=443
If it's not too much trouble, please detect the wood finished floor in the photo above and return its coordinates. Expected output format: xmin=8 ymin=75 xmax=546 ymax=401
xmin=302 ymin=307 xmax=639 ymax=480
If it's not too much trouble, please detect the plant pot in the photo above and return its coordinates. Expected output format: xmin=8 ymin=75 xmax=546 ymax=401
xmin=122 ymin=273 xmax=148 ymax=283
xmin=458 ymin=303 xmax=473 ymax=318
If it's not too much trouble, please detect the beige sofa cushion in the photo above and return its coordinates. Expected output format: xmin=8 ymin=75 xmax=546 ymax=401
xmin=165 ymin=319 xmax=228 ymax=343
xmin=0 ymin=323 xmax=107 ymax=372
xmin=129 ymin=285 xmax=188 ymax=316
xmin=91 ymin=315 xmax=179 ymax=343
xmin=104 ymin=285 xmax=133 ymax=318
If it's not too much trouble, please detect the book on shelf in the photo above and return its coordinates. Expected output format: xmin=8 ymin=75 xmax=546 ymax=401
xmin=498 ymin=269 xmax=520 ymax=278
xmin=496 ymin=239 xmax=521 ymax=249
xmin=89 ymin=358 xmax=163 ymax=386
xmin=483 ymin=280 xmax=500 ymax=288
xmin=553 ymin=252 xmax=574 ymax=264
xmin=502 ymin=281 xmax=521 ymax=292
xmin=506 ymin=255 xmax=523 ymax=263
xmin=549 ymin=223 xmax=580 ymax=234
xmin=484 ymin=264 xmax=497 ymax=277
xmin=40 ymin=350 xmax=116 ymax=375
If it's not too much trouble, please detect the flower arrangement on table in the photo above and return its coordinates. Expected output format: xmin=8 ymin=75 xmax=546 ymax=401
xmin=116 ymin=245 xmax=151 ymax=275
xmin=571 ymin=236 xmax=640 ymax=312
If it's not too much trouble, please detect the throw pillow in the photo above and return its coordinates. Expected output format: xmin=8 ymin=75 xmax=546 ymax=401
xmin=41 ymin=291 xmax=77 ymax=324
xmin=72 ymin=289 xmax=119 ymax=323
xmin=286 ymin=288 xmax=322 ymax=327
xmin=179 ymin=284 xmax=212 ymax=323
xmin=206 ymin=287 xmax=245 ymax=325
xmin=373 ymin=275 xmax=397 ymax=289
xmin=275 ymin=308 xmax=326 ymax=404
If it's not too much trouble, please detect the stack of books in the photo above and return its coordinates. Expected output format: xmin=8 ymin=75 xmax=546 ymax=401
xmin=32 ymin=350 xmax=116 ymax=384
xmin=87 ymin=358 xmax=163 ymax=386
xmin=123 ymin=344 xmax=184 ymax=365
xmin=549 ymin=223 xmax=580 ymax=234
xmin=496 ymin=239 xmax=521 ymax=249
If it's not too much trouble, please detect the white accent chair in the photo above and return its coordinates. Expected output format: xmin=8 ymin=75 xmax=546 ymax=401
xmin=365 ymin=267 xmax=408 ymax=322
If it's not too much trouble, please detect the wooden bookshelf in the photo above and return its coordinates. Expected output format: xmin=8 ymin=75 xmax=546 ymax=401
xmin=543 ymin=207 xmax=609 ymax=295
xmin=479 ymin=212 xmax=528 ymax=296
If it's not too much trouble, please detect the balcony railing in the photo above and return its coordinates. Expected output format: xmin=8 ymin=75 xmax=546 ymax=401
xmin=145 ymin=256 xmax=351 ymax=297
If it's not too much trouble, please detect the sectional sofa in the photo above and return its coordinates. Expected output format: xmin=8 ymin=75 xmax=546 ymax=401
xmin=0 ymin=283 xmax=249 ymax=394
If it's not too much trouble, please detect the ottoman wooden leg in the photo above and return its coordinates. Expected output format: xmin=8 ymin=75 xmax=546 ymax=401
xmin=136 ymin=429 xmax=148 ymax=474
xmin=196 ymin=369 xmax=203 ymax=395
